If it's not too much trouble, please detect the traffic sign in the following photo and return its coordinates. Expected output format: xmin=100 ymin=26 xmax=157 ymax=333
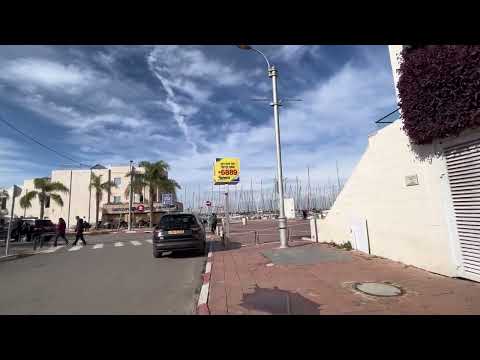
xmin=162 ymin=193 xmax=173 ymax=206
xmin=205 ymin=201 xmax=212 ymax=207
xmin=137 ymin=204 xmax=145 ymax=212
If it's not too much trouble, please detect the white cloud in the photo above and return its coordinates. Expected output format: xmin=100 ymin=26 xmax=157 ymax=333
xmin=0 ymin=58 xmax=101 ymax=93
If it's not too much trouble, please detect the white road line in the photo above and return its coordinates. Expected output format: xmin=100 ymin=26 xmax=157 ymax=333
xmin=92 ymin=244 xmax=104 ymax=249
xmin=39 ymin=246 xmax=64 ymax=254
xmin=198 ymin=283 xmax=209 ymax=305
xmin=68 ymin=245 xmax=82 ymax=252
xmin=207 ymin=251 xmax=213 ymax=258
xmin=114 ymin=242 xmax=124 ymax=247
xmin=145 ymin=239 xmax=153 ymax=244
xmin=130 ymin=240 xmax=142 ymax=246
xmin=205 ymin=262 xmax=212 ymax=274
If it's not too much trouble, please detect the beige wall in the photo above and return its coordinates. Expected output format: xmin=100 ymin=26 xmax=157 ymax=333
xmin=315 ymin=120 xmax=466 ymax=277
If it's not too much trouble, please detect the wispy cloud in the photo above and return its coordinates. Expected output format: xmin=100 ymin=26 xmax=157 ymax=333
xmin=0 ymin=45 xmax=396 ymax=193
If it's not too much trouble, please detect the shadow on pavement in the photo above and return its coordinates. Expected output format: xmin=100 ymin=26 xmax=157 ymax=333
xmin=164 ymin=250 xmax=206 ymax=259
xmin=209 ymin=240 xmax=243 ymax=252
xmin=240 ymin=285 xmax=322 ymax=315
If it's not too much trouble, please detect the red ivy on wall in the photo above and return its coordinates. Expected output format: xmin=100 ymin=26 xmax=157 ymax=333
xmin=397 ymin=45 xmax=480 ymax=145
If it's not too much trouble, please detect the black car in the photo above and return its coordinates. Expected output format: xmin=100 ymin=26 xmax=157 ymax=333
xmin=152 ymin=213 xmax=206 ymax=258
xmin=11 ymin=219 xmax=56 ymax=242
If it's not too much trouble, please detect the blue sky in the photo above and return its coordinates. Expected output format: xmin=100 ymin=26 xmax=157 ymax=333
xmin=0 ymin=45 xmax=397 ymax=195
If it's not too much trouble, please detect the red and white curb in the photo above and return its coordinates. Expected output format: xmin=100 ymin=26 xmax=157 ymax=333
xmin=197 ymin=242 xmax=213 ymax=315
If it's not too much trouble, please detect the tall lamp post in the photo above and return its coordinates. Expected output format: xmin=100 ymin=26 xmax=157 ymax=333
xmin=237 ymin=45 xmax=288 ymax=248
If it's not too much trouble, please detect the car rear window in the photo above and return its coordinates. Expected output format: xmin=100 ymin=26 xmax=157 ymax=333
xmin=36 ymin=220 xmax=54 ymax=226
xmin=159 ymin=215 xmax=197 ymax=229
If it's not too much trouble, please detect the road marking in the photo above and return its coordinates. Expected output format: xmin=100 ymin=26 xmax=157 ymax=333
xmin=39 ymin=246 xmax=64 ymax=254
xmin=145 ymin=239 xmax=153 ymax=244
xmin=114 ymin=242 xmax=124 ymax=247
xmin=198 ymin=283 xmax=209 ymax=305
xmin=205 ymin=262 xmax=212 ymax=274
xmin=92 ymin=244 xmax=104 ymax=249
xmin=68 ymin=245 xmax=82 ymax=252
xmin=130 ymin=240 xmax=142 ymax=246
xmin=207 ymin=251 xmax=212 ymax=258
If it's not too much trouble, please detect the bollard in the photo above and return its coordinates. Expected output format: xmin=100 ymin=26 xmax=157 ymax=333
xmin=242 ymin=217 xmax=247 ymax=226
xmin=253 ymin=231 xmax=258 ymax=245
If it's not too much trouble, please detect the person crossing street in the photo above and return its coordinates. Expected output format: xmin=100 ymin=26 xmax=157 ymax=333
xmin=72 ymin=216 xmax=87 ymax=246
xmin=54 ymin=218 xmax=68 ymax=247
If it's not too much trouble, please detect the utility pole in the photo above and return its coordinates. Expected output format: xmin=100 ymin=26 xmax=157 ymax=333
xmin=224 ymin=185 xmax=230 ymax=247
xmin=88 ymin=167 xmax=93 ymax=223
xmin=128 ymin=161 xmax=134 ymax=231
xmin=6 ymin=185 xmax=21 ymax=256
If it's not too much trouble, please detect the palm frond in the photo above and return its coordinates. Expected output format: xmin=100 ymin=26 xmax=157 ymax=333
xmin=33 ymin=177 xmax=49 ymax=190
xmin=49 ymin=193 xmax=64 ymax=207
xmin=46 ymin=181 xmax=69 ymax=194
xmin=89 ymin=173 xmax=103 ymax=191
xmin=20 ymin=191 xmax=38 ymax=209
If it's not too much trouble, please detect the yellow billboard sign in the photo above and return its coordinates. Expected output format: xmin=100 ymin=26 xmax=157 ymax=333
xmin=213 ymin=157 xmax=240 ymax=185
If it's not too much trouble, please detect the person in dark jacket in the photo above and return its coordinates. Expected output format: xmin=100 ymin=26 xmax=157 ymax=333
xmin=72 ymin=216 xmax=87 ymax=246
xmin=54 ymin=218 xmax=68 ymax=247
xmin=210 ymin=213 xmax=218 ymax=234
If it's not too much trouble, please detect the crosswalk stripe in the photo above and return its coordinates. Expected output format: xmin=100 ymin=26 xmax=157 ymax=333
xmin=92 ymin=244 xmax=104 ymax=249
xmin=114 ymin=242 xmax=124 ymax=247
xmin=39 ymin=245 xmax=64 ymax=254
xmin=130 ymin=241 xmax=142 ymax=246
xmin=145 ymin=239 xmax=153 ymax=244
xmin=68 ymin=245 xmax=82 ymax=252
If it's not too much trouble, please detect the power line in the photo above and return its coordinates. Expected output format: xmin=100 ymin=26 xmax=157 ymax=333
xmin=0 ymin=114 xmax=90 ymax=167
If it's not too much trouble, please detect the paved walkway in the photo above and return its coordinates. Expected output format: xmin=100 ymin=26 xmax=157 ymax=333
xmin=208 ymin=220 xmax=480 ymax=315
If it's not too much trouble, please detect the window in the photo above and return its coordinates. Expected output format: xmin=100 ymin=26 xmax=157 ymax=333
xmin=159 ymin=214 xmax=197 ymax=229
xmin=113 ymin=196 xmax=121 ymax=204
xmin=114 ymin=177 xmax=121 ymax=186
xmin=1 ymin=197 xmax=6 ymax=210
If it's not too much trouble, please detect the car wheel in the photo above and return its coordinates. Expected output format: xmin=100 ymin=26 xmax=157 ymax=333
xmin=153 ymin=249 xmax=162 ymax=258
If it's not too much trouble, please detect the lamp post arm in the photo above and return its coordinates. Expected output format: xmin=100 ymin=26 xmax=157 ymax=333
xmin=250 ymin=47 xmax=271 ymax=70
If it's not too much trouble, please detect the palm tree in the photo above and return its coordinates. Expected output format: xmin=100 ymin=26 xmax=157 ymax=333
xmin=89 ymin=173 xmax=117 ymax=229
xmin=125 ymin=161 xmax=181 ymax=226
xmin=19 ymin=178 xmax=69 ymax=219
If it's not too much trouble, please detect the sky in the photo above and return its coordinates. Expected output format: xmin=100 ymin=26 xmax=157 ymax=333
xmin=0 ymin=45 xmax=398 ymax=200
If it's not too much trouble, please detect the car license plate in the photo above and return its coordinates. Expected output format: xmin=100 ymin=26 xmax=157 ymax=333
xmin=168 ymin=230 xmax=184 ymax=235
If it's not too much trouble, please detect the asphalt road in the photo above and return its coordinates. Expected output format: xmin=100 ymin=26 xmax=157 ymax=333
xmin=0 ymin=232 xmax=206 ymax=314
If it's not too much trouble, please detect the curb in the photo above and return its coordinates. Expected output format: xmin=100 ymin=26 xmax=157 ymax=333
xmin=197 ymin=241 xmax=214 ymax=315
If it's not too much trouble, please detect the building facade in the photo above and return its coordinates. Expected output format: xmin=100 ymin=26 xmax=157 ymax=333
xmin=3 ymin=165 xmax=183 ymax=229
xmin=313 ymin=45 xmax=480 ymax=282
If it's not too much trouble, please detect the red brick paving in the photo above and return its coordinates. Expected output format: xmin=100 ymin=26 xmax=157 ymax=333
xmin=208 ymin=219 xmax=480 ymax=315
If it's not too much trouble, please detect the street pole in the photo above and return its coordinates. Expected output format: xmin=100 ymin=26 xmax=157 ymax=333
xmin=128 ymin=160 xmax=134 ymax=231
xmin=270 ymin=65 xmax=288 ymax=248
xmin=88 ymin=168 xmax=92 ymax=224
xmin=6 ymin=185 xmax=20 ymax=256
xmin=67 ymin=170 xmax=72 ymax=229
xmin=224 ymin=185 xmax=230 ymax=247
xmin=237 ymin=45 xmax=288 ymax=247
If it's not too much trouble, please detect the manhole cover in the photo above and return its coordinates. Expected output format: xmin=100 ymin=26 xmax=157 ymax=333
xmin=353 ymin=282 xmax=403 ymax=297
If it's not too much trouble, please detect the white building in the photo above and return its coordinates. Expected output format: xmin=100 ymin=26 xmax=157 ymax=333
xmin=3 ymin=164 xmax=182 ymax=229
xmin=313 ymin=45 xmax=480 ymax=282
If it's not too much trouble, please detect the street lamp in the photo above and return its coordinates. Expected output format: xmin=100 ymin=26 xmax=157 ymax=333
xmin=237 ymin=45 xmax=288 ymax=248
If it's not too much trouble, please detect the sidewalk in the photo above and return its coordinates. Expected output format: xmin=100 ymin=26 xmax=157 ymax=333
xmin=208 ymin=221 xmax=480 ymax=315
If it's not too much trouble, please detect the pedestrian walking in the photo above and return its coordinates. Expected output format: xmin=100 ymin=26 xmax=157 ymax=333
xmin=210 ymin=213 xmax=218 ymax=234
xmin=302 ymin=209 xmax=308 ymax=220
xmin=72 ymin=216 xmax=87 ymax=246
xmin=54 ymin=217 xmax=68 ymax=246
